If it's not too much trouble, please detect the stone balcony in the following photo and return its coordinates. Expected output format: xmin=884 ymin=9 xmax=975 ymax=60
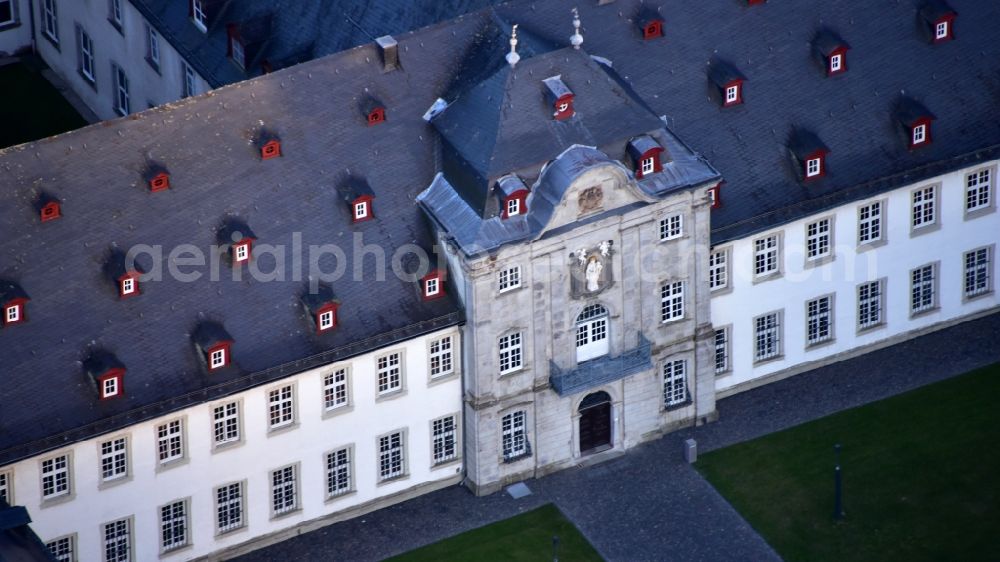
xmin=549 ymin=333 xmax=652 ymax=396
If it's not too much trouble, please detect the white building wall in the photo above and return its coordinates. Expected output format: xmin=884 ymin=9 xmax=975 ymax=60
xmin=1 ymin=326 xmax=462 ymax=561
xmin=712 ymin=160 xmax=999 ymax=395
xmin=0 ymin=0 xmax=31 ymax=54
xmin=31 ymin=0 xmax=209 ymax=121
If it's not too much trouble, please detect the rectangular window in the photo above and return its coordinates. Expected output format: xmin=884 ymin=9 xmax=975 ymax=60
xmin=857 ymin=280 xmax=885 ymax=330
xmin=714 ymin=327 xmax=729 ymax=375
xmin=964 ymin=247 xmax=992 ymax=298
xmin=108 ymin=0 xmax=122 ymax=28
xmin=911 ymin=185 xmax=937 ymax=229
xmin=429 ymin=335 xmax=454 ymax=379
xmin=663 ymin=360 xmax=688 ymax=407
xmin=41 ymin=454 xmax=70 ymax=499
xmin=659 ymin=214 xmax=683 ymax=240
xmin=806 ymin=158 xmax=821 ymax=177
xmin=182 ymin=63 xmax=196 ymax=98
xmin=42 ymin=0 xmax=58 ymax=43
xmin=725 ymin=85 xmax=738 ymax=103
xmin=215 ymin=482 xmax=244 ymax=533
xmin=160 ymin=500 xmax=188 ymax=552
xmin=911 ymin=263 xmax=937 ymax=314
xmin=498 ymin=265 xmax=522 ymax=292
xmin=912 ymin=124 xmax=926 ymax=145
xmin=376 ymin=352 xmax=402 ymax=394
xmin=753 ymin=234 xmax=780 ymax=277
xmin=754 ymin=311 xmax=781 ymax=362
xmin=209 ymin=347 xmax=226 ymax=369
xmin=102 ymin=518 xmax=130 ymax=562
xmin=46 ymin=536 xmax=74 ymax=562
xmin=213 ymin=402 xmax=240 ymax=445
xmin=323 ymin=368 xmax=349 ymax=410
xmin=506 ymin=198 xmax=521 ymax=216
xmin=234 ymin=243 xmax=249 ymax=262
xmin=830 ymin=53 xmax=842 ymax=72
xmin=425 ymin=277 xmax=439 ymax=296
xmin=5 ymin=304 xmax=18 ymax=323
xmin=806 ymin=295 xmax=834 ymax=345
xmin=156 ymin=419 xmax=183 ymax=464
xmin=660 ymin=281 xmax=684 ymax=322
xmin=75 ymin=25 xmax=95 ymax=83
xmin=0 ymin=470 xmax=10 ymax=504
xmin=498 ymin=332 xmax=523 ymax=373
xmin=270 ymin=465 xmax=298 ymax=516
xmin=145 ymin=23 xmax=160 ymax=70
xmin=231 ymin=37 xmax=245 ymax=69
xmin=318 ymin=309 xmax=334 ymax=330
xmin=191 ymin=0 xmax=206 ymax=32
xmin=935 ymin=21 xmax=948 ymax=39
xmin=858 ymin=201 xmax=883 ymax=244
xmin=112 ymin=63 xmax=130 ymax=116
xmin=378 ymin=431 xmax=405 ymax=481
xmin=268 ymin=385 xmax=295 ymax=429
xmin=354 ymin=201 xmax=368 ymax=220
xmin=806 ymin=218 xmax=832 ymax=260
xmin=709 ymin=249 xmax=728 ymax=290
xmin=0 ymin=0 xmax=16 ymax=26
xmin=326 ymin=447 xmax=352 ymax=498
xmin=99 ymin=437 xmax=128 ymax=482
xmin=501 ymin=411 xmax=527 ymax=460
xmin=432 ymin=415 xmax=458 ymax=464
xmin=965 ymin=168 xmax=993 ymax=213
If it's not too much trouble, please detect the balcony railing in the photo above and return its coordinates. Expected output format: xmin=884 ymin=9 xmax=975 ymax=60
xmin=549 ymin=333 xmax=653 ymax=396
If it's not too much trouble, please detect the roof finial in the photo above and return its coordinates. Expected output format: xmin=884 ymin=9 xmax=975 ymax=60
xmin=506 ymin=24 xmax=521 ymax=67
xmin=570 ymin=8 xmax=583 ymax=50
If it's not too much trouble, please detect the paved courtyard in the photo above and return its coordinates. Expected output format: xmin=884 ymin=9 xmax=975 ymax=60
xmin=237 ymin=312 xmax=1000 ymax=561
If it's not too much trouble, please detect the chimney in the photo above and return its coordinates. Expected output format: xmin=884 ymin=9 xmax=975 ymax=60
xmin=376 ymin=35 xmax=399 ymax=72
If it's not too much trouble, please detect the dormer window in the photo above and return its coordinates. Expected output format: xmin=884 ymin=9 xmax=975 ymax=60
xmin=317 ymin=307 xmax=336 ymax=332
xmin=789 ymin=129 xmax=830 ymax=182
xmin=709 ymin=60 xmax=746 ymax=108
xmin=261 ymin=139 xmax=281 ymax=160
xmin=209 ymin=346 xmax=227 ymax=369
xmin=84 ymin=350 xmax=126 ymax=400
xmin=543 ymin=76 xmax=574 ymax=120
xmin=506 ymin=198 xmax=521 ymax=217
xmin=627 ymin=135 xmax=666 ymax=179
xmin=639 ymin=16 xmax=663 ymax=40
xmin=362 ymin=96 xmax=387 ymax=126
xmin=367 ymin=107 xmax=385 ymax=125
xmin=104 ymin=250 xmax=146 ymax=300
xmin=354 ymin=199 xmax=371 ymax=221
xmin=119 ymin=272 xmax=140 ymax=298
xmin=194 ymin=321 xmax=234 ymax=372
xmin=36 ymin=193 xmax=61 ymax=222
xmin=496 ymin=175 xmax=529 ymax=219
xmin=0 ymin=281 xmax=28 ymax=327
xmin=302 ymin=284 xmax=339 ymax=334
xmin=218 ymin=218 xmax=257 ymax=265
xmin=913 ymin=124 xmax=927 ymax=146
xmin=149 ymin=171 xmax=170 ymax=191
xmin=935 ymin=21 xmax=949 ymax=40
xmin=340 ymin=176 xmax=376 ymax=223
xmin=102 ymin=376 xmax=120 ymax=399
xmin=813 ymin=29 xmax=850 ymax=77
xmin=233 ymin=240 xmax=251 ymax=263
xmin=896 ymin=96 xmax=935 ymax=150
xmin=5 ymin=302 xmax=23 ymax=325
xmin=190 ymin=0 xmax=207 ymax=32
xmin=830 ymin=53 xmax=843 ymax=73
xmin=641 ymin=157 xmax=656 ymax=175
xmin=228 ymin=29 xmax=246 ymax=69
xmin=725 ymin=85 xmax=739 ymax=104
xmin=806 ymin=158 xmax=822 ymax=178
xmin=422 ymin=270 xmax=445 ymax=300
xmin=96 ymin=367 xmax=125 ymax=399
xmin=920 ymin=0 xmax=956 ymax=43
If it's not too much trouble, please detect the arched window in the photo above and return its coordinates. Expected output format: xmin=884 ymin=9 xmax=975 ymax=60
xmin=576 ymin=304 xmax=609 ymax=362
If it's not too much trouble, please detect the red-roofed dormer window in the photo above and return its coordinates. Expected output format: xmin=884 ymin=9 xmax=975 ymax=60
xmin=636 ymin=148 xmax=664 ymax=179
xmin=933 ymin=15 xmax=955 ymax=42
xmin=353 ymin=196 xmax=374 ymax=223
xmin=503 ymin=191 xmax=529 ymax=219
xmin=827 ymin=47 xmax=847 ymax=76
xmin=422 ymin=270 xmax=445 ymax=300
xmin=261 ymin=139 xmax=281 ymax=160
xmin=98 ymin=368 xmax=125 ymax=400
xmin=910 ymin=119 xmax=933 ymax=148
xmin=316 ymin=303 xmax=339 ymax=333
xmin=207 ymin=342 xmax=231 ymax=371
xmin=3 ymin=300 xmax=26 ymax=326
xmin=119 ymin=271 xmax=141 ymax=298
xmin=723 ymin=80 xmax=743 ymax=107
xmin=804 ymin=152 xmax=827 ymax=180
xmin=40 ymin=201 xmax=61 ymax=222
xmin=642 ymin=19 xmax=663 ymax=40
xmin=149 ymin=172 xmax=170 ymax=192
xmin=553 ymin=94 xmax=574 ymax=120
xmin=367 ymin=107 xmax=385 ymax=126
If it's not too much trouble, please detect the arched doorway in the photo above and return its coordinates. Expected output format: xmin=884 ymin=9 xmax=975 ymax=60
xmin=576 ymin=304 xmax=609 ymax=363
xmin=578 ymin=391 xmax=612 ymax=455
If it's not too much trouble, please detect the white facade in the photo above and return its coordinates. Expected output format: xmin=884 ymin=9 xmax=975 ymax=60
xmin=711 ymin=160 xmax=999 ymax=395
xmin=30 ymin=0 xmax=208 ymax=120
xmin=0 ymin=0 xmax=31 ymax=55
xmin=0 ymin=326 xmax=462 ymax=561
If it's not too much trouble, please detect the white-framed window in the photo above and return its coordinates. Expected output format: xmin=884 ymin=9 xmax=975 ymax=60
xmin=935 ymin=21 xmax=948 ymax=40
xmin=501 ymin=411 xmax=527 ymax=460
xmin=270 ymin=465 xmax=298 ymax=516
xmin=641 ymin=156 xmax=655 ymax=175
xmin=965 ymin=168 xmax=993 ymax=213
xmin=112 ymin=63 xmax=130 ymax=116
xmin=713 ymin=327 xmax=729 ymax=375
xmin=191 ymin=0 xmax=206 ymax=32
xmin=318 ymin=309 xmax=335 ymax=331
xmin=725 ymin=84 xmax=739 ymax=104
xmin=557 ymin=101 xmax=570 ymax=113
xmin=322 ymin=368 xmax=349 ymax=410
xmin=102 ymin=376 xmax=119 ymax=398
xmin=212 ymin=401 xmax=240 ymax=445
xmin=432 ymin=415 xmax=458 ymax=464
xmin=806 ymin=157 xmax=822 ymax=177
xmin=806 ymin=218 xmax=832 ymax=260
xmin=41 ymin=454 xmax=70 ymax=499
xmin=429 ymin=336 xmax=454 ymax=378
xmin=0 ymin=0 xmax=17 ymax=26
xmin=231 ymin=37 xmax=245 ymax=69
xmin=858 ymin=200 xmax=883 ymax=244
xmin=156 ymin=419 xmax=183 ymax=464
xmin=326 ymin=447 xmax=352 ymax=497
xmin=108 ymin=0 xmax=122 ymax=28
xmin=506 ymin=198 xmax=521 ymax=216
xmin=215 ymin=482 xmax=244 ymax=534
xmin=912 ymin=124 xmax=926 ymax=145
xmin=830 ymin=53 xmax=842 ymax=72
xmin=354 ymin=201 xmax=369 ymax=220
xmin=498 ymin=265 xmax=522 ymax=292
xmin=659 ymin=214 xmax=683 ymax=240
xmin=5 ymin=304 xmax=19 ymax=323
xmin=268 ymin=385 xmax=295 ymax=429
xmin=145 ymin=23 xmax=160 ymax=69
xmin=102 ymin=518 xmax=130 ymax=562
xmin=46 ymin=535 xmax=74 ymax=562
xmin=911 ymin=185 xmax=937 ymax=229
xmin=182 ymin=63 xmax=196 ymax=98
xmin=662 ymin=359 xmax=688 ymax=407
xmin=964 ymin=246 xmax=992 ymax=298
xmin=76 ymin=25 xmax=95 ymax=83
xmin=660 ymin=281 xmax=684 ymax=322
xmin=234 ymin=242 xmax=249 ymax=262
xmin=378 ymin=431 xmax=405 ymax=481
xmin=498 ymin=332 xmax=523 ymax=373
xmin=42 ymin=0 xmax=58 ymax=43
xmin=911 ymin=263 xmax=937 ymax=314
xmin=121 ymin=277 xmax=135 ymax=295
xmin=209 ymin=347 xmax=226 ymax=369
xmin=425 ymin=277 xmax=440 ymax=296
xmin=709 ymin=249 xmax=728 ymax=290
xmin=857 ymin=279 xmax=885 ymax=330
xmin=806 ymin=295 xmax=834 ymax=345
xmin=99 ymin=437 xmax=128 ymax=481
xmin=753 ymin=234 xmax=780 ymax=277
xmin=754 ymin=311 xmax=781 ymax=362
xmin=576 ymin=304 xmax=609 ymax=362
xmin=0 ymin=469 xmax=11 ymax=504
xmin=376 ymin=352 xmax=402 ymax=394
xmin=160 ymin=500 xmax=188 ymax=552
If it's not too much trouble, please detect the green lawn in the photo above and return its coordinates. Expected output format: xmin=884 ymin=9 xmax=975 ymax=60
xmin=697 ymin=363 xmax=1000 ymax=562
xmin=386 ymin=504 xmax=603 ymax=562
xmin=0 ymin=62 xmax=87 ymax=149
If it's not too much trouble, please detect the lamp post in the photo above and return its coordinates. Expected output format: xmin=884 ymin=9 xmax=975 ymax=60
xmin=834 ymin=443 xmax=844 ymax=520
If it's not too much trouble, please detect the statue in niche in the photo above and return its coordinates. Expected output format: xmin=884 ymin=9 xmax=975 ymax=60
xmin=570 ymin=242 xmax=614 ymax=298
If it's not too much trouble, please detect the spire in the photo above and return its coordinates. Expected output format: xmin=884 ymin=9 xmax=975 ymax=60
xmin=570 ymin=8 xmax=583 ymax=50
xmin=506 ymin=24 xmax=521 ymax=67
